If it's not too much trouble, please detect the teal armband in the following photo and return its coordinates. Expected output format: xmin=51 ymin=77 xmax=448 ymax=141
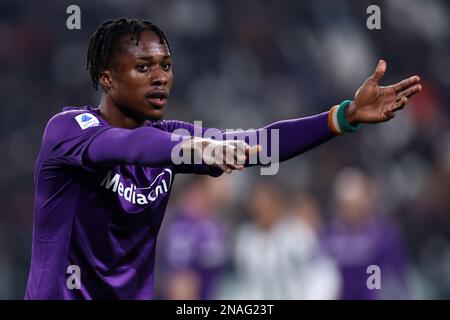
xmin=337 ymin=100 xmax=362 ymax=133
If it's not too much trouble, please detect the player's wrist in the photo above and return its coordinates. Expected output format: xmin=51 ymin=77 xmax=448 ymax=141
xmin=344 ymin=101 xmax=358 ymax=125
xmin=328 ymin=100 xmax=362 ymax=134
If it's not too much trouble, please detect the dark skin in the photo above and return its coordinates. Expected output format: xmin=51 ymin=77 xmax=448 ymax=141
xmin=96 ymin=30 xmax=422 ymax=172
xmin=345 ymin=59 xmax=422 ymax=124
xmin=98 ymin=31 xmax=173 ymax=129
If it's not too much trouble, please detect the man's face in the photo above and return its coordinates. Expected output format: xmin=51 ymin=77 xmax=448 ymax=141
xmin=102 ymin=30 xmax=173 ymax=121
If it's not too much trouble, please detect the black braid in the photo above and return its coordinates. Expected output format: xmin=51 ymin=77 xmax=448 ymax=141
xmin=86 ymin=18 xmax=170 ymax=91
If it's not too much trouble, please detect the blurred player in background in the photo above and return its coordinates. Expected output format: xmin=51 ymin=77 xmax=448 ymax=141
xmin=230 ymin=183 xmax=341 ymax=299
xmin=323 ymin=167 xmax=409 ymax=299
xmin=158 ymin=175 xmax=232 ymax=299
xmin=25 ymin=17 xmax=422 ymax=299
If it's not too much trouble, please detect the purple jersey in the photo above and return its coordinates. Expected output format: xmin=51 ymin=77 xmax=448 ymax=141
xmin=161 ymin=207 xmax=228 ymax=299
xmin=323 ymin=216 xmax=408 ymax=299
xmin=25 ymin=106 xmax=221 ymax=300
xmin=26 ymin=105 xmax=335 ymax=299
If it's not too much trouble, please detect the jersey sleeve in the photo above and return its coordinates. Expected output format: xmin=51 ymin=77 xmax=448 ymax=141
xmin=40 ymin=110 xmax=111 ymax=171
xmin=163 ymin=111 xmax=336 ymax=171
xmin=40 ymin=111 xmax=186 ymax=172
xmin=40 ymin=109 xmax=337 ymax=174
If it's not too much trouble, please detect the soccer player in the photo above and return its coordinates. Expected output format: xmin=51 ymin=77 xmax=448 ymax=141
xmin=25 ymin=18 xmax=422 ymax=299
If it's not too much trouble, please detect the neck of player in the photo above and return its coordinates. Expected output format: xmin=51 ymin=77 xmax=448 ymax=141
xmin=98 ymin=95 xmax=148 ymax=129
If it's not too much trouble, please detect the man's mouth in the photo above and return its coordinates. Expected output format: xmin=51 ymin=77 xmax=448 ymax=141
xmin=146 ymin=91 xmax=168 ymax=108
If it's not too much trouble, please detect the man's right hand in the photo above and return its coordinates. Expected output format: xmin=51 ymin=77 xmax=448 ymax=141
xmin=181 ymin=138 xmax=262 ymax=173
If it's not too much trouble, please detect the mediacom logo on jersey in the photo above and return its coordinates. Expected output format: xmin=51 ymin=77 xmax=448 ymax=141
xmin=100 ymin=169 xmax=173 ymax=205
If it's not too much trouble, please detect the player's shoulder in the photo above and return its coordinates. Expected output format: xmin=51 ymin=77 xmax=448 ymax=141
xmin=43 ymin=107 xmax=104 ymax=143
xmin=47 ymin=107 xmax=101 ymax=129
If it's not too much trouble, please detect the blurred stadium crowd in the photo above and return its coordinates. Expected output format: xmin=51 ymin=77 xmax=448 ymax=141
xmin=0 ymin=0 xmax=449 ymax=299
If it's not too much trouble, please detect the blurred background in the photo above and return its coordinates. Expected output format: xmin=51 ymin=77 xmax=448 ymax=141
xmin=0 ymin=0 xmax=449 ymax=299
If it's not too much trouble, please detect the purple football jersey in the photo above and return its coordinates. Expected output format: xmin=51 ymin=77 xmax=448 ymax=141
xmin=25 ymin=106 xmax=220 ymax=299
xmin=25 ymin=105 xmax=335 ymax=299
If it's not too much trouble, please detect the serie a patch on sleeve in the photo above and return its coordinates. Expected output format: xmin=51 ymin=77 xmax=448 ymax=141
xmin=74 ymin=113 xmax=101 ymax=130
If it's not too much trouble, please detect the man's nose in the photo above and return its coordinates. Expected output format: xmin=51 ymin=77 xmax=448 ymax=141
xmin=151 ymin=68 xmax=168 ymax=86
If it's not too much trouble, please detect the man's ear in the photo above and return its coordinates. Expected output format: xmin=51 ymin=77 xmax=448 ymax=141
xmin=99 ymin=70 xmax=113 ymax=92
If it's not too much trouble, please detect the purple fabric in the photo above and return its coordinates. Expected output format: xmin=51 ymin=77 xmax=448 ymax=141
xmin=161 ymin=207 xmax=228 ymax=299
xmin=322 ymin=216 xmax=409 ymax=300
xmin=25 ymin=106 xmax=335 ymax=299
xmin=224 ymin=112 xmax=335 ymax=163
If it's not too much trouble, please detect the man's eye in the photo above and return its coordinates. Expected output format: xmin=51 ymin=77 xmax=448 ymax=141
xmin=162 ymin=63 xmax=171 ymax=71
xmin=137 ymin=64 xmax=149 ymax=72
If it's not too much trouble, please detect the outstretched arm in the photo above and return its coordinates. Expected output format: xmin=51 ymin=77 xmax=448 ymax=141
xmin=68 ymin=60 xmax=420 ymax=174
xmin=184 ymin=60 xmax=422 ymax=174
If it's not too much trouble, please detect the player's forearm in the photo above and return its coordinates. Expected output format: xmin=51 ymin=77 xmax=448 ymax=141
xmin=221 ymin=110 xmax=337 ymax=165
xmin=86 ymin=127 xmax=185 ymax=167
xmin=227 ymin=102 xmax=359 ymax=165
xmin=259 ymin=111 xmax=335 ymax=162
